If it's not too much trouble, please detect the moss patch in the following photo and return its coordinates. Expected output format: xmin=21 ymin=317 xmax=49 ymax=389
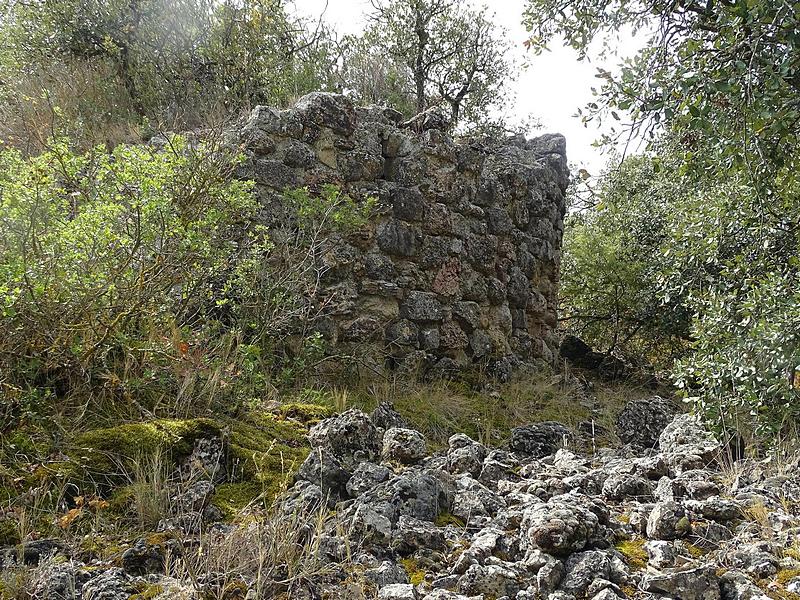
xmin=399 ymin=557 xmax=426 ymax=586
xmin=434 ymin=512 xmax=466 ymax=528
xmin=684 ymin=541 xmax=709 ymax=558
xmin=615 ymin=537 xmax=648 ymax=570
xmin=70 ymin=418 xmax=222 ymax=483
xmin=129 ymin=583 xmax=164 ymax=600
xmin=277 ymin=403 xmax=333 ymax=425
xmin=65 ymin=410 xmax=309 ymax=507
xmin=757 ymin=570 xmax=800 ymax=600
xmin=226 ymin=412 xmax=309 ymax=502
xmin=777 ymin=569 xmax=800 ymax=586
xmin=78 ymin=535 xmax=124 ymax=562
xmin=785 ymin=547 xmax=800 ymax=562
xmin=1 ymin=426 xmax=53 ymax=461
xmin=211 ymin=482 xmax=266 ymax=520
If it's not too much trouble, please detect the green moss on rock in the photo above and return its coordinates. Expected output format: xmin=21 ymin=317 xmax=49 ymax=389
xmin=37 ymin=409 xmax=311 ymax=514
xmin=434 ymin=512 xmax=466 ymax=528
xmin=615 ymin=537 xmax=648 ymax=570
xmin=1 ymin=426 xmax=53 ymax=460
xmin=129 ymin=583 xmax=164 ymax=599
xmin=399 ymin=557 xmax=426 ymax=586
xmin=212 ymin=482 xmax=266 ymax=520
xmin=277 ymin=403 xmax=333 ymax=425
xmin=225 ymin=412 xmax=309 ymax=501
xmin=67 ymin=418 xmax=222 ymax=488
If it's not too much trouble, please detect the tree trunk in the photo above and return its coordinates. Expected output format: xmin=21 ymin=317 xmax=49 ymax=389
xmin=413 ymin=3 xmax=427 ymax=114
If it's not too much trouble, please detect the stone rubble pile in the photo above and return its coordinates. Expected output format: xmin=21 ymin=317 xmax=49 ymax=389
xmin=10 ymin=396 xmax=800 ymax=600
xmin=282 ymin=399 xmax=800 ymax=600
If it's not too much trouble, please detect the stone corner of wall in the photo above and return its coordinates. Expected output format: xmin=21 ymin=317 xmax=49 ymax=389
xmin=234 ymin=92 xmax=569 ymax=381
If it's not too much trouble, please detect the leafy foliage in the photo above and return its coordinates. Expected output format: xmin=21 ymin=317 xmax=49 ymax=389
xmin=338 ymin=31 xmax=417 ymax=118
xmin=563 ymin=140 xmax=800 ymax=433
xmin=523 ymin=0 xmax=800 ymax=189
xmin=0 ymin=137 xmax=373 ymax=425
xmin=526 ymin=0 xmax=800 ymax=433
xmin=0 ymin=136 xmax=249 ymax=420
xmin=561 ymin=151 xmax=692 ymax=368
xmin=0 ymin=0 xmax=339 ymax=150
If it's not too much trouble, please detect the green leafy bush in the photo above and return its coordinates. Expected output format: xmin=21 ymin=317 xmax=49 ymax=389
xmin=525 ymin=0 xmax=800 ymax=438
xmin=562 ymin=145 xmax=800 ymax=435
xmin=0 ymin=137 xmax=254 ymax=421
xmin=560 ymin=153 xmax=692 ymax=369
xmin=0 ymin=138 xmax=374 ymax=425
xmin=675 ymin=274 xmax=800 ymax=434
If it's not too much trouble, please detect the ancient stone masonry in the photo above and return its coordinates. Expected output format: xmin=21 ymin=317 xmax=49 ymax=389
xmin=235 ymin=92 xmax=569 ymax=378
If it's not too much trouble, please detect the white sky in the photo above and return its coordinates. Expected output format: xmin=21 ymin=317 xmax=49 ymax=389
xmin=292 ymin=0 xmax=645 ymax=175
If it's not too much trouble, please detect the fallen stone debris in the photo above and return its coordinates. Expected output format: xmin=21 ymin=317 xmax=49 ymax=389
xmin=6 ymin=398 xmax=800 ymax=600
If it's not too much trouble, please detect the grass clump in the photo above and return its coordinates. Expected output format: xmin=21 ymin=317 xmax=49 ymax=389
xmin=331 ymin=372 xmax=601 ymax=449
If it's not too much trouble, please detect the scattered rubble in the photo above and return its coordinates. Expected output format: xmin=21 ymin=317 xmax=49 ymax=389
xmin=4 ymin=399 xmax=800 ymax=600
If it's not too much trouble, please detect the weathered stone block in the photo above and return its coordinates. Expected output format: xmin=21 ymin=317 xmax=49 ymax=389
xmin=432 ymin=258 xmax=461 ymax=298
xmin=440 ymin=321 xmax=469 ymax=350
xmin=507 ymin=267 xmax=530 ymax=308
xmin=402 ymin=291 xmax=443 ymax=322
xmin=386 ymin=319 xmax=419 ymax=346
xmin=377 ymin=220 xmax=419 ymax=257
xmin=294 ymin=92 xmax=356 ymax=136
xmin=451 ymin=301 xmax=479 ymax=331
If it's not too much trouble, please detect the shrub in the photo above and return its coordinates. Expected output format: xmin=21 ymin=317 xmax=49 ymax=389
xmin=560 ymin=153 xmax=693 ymax=370
xmin=0 ymin=136 xmax=254 ymax=419
xmin=562 ymin=143 xmax=800 ymax=436
xmin=0 ymin=137 xmax=374 ymax=424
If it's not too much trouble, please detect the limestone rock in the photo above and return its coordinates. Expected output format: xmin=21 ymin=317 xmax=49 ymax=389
xmin=647 ymin=501 xmax=690 ymax=540
xmin=308 ymin=409 xmax=381 ymax=470
xmin=616 ymin=396 xmax=678 ymax=448
xmin=522 ymin=501 xmax=599 ymax=555
xmin=643 ymin=566 xmax=721 ymax=600
xmin=382 ymin=428 xmax=427 ymax=464
xmin=378 ymin=583 xmax=418 ymax=600
xmin=347 ymin=462 xmax=391 ymax=497
xmin=510 ymin=422 xmax=572 ymax=458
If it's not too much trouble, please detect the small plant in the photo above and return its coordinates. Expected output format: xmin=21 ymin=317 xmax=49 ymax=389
xmin=743 ymin=501 xmax=774 ymax=537
xmin=126 ymin=449 xmax=174 ymax=531
xmin=285 ymin=184 xmax=376 ymax=234
xmin=399 ymin=557 xmax=426 ymax=586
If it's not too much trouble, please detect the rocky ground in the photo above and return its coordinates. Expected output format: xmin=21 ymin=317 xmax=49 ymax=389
xmin=4 ymin=397 xmax=800 ymax=600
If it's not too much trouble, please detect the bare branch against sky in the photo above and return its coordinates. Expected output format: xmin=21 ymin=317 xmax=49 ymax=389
xmin=292 ymin=0 xmax=644 ymax=174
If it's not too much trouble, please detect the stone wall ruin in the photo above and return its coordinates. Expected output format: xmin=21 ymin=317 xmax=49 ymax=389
xmin=235 ymin=93 xmax=569 ymax=379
